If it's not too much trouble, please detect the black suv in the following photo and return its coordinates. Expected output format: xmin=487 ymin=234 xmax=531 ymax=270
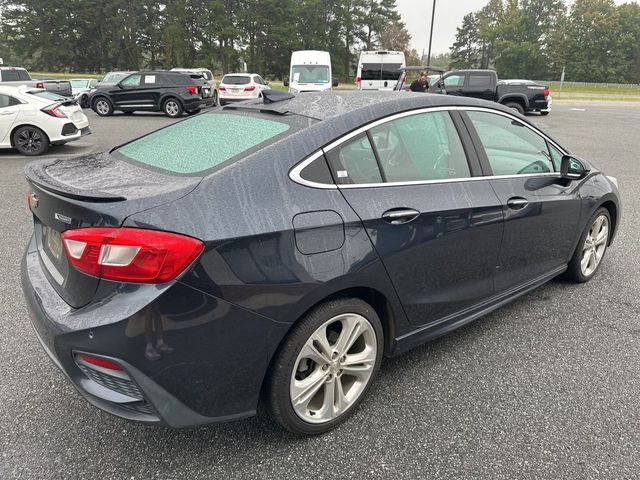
xmin=89 ymin=71 xmax=212 ymax=117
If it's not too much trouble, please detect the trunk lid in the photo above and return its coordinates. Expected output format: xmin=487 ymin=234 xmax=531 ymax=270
xmin=25 ymin=152 xmax=201 ymax=308
xmin=41 ymin=80 xmax=72 ymax=97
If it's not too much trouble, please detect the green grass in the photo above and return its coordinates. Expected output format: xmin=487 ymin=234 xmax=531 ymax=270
xmin=548 ymin=81 xmax=640 ymax=96
xmin=31 ymin=72 xmax=102 ymax=80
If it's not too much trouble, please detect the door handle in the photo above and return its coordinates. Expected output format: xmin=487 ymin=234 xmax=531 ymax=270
xmin=507 ymin=197 xmax=529 ymax=210
xmin=382 ymin=208 xmax=420 ymax=224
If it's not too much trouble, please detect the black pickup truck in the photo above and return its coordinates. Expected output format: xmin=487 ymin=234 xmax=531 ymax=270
xmin=431 ymin=69 xmax=550 ymax=115
xmin=0 ymin=66 xmax=73 ymax=97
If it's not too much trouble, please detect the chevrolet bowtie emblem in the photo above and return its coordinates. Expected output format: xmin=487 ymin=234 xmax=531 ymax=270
xmin=29 ymin=192 xmax=39 ymax=210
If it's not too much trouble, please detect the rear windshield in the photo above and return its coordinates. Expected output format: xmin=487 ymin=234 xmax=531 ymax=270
xmin=222 ymin=75 xmax=250 ymax=85
xmin=2 ymin=69 xmax=29 ymax=81
xmin=27 ymin=90 xmax=67 ymax=101
xmin=117 ymin=113 xmax=290 ymax=174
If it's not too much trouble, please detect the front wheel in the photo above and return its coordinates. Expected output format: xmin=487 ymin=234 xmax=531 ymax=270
xmin=162 ymin=98 xmax=183 ymax=118
xmin=565 ymin=207 xmax=611 ymax=282
xmin=267 ymin=298 xmax=384 ymax=435
xmin=504 ymin=101 xmax=525 ymax=115
xmin=13 ymin=125 xmax=49 ymax=156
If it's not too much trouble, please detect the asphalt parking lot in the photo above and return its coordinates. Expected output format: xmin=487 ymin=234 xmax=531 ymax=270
xmin=1 ymin=102 xmax=638 ymax=479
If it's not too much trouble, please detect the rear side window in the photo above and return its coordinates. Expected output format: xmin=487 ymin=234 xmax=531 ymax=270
xmin=325 ymin=133 xmax=382 ymax=185
xmin=468 ymin=74 xmax=491 ymax=87
xmin=168 ymin=74 xmax=192 ymax=86
xmin=466 ymin=111 xmax=555 ymax=175
xmin=0 ymin=94 xmax=20 ymax=107
xmin=369 ymin=112 xmax=470 ymax=182
xmin=117 ymin=113 xmax=290 ymax=174
xmin=222 ymin=76 xmax=250 ymax=85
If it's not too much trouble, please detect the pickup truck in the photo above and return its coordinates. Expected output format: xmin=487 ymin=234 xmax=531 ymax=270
xmin=431 ymin=69 xmax=550 ymax=115
xmin=0 ymin=66 xmax=72 ymax=97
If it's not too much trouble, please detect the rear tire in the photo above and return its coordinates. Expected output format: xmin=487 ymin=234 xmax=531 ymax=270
xmin=565 ymin=207 xmax=611 ymax=283
xmin=186 ymin=108 xmax=201 ymax=115
xmin=541 ymin=111 xmax=550 ymax=116
xmin=93 ymin=97 xmax=114 ymax=116
xmin=504 ymin=101 xmax=525 ymax=115
xmin=267 ymin=297 xmax=384 ymax=435
xmin=12 ymin=125 xmax=49 ymax=156
xmin=162 ymin=98 xmax=183 ymax=118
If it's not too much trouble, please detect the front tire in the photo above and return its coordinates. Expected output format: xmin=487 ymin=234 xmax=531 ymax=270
xmin=162 ymin=98 xmax=183 ymax=118
xmin=504 ymin=101 xmax=525 ymax=115
xmin=93 ymin=97 xmax=114 ymax=116
xmin=565 ymin=207 xmax=611 ymax=282
xmin=13 ymin=126 xmax=49 ymax=156
xmin=267 ymin=298 xmax=384 ymax=435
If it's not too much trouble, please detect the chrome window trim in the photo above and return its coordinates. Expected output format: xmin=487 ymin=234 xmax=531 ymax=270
xmin=288 ymin=105 xmax=568 ymax=190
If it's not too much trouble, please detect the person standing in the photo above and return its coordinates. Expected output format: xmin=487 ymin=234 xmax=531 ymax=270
xmin=409 ymin=71 xmax=429 ymax=92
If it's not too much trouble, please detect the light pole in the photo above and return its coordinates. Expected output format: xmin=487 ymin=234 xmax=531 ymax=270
xmin=427 ymin=0 xmax=436 ymax=66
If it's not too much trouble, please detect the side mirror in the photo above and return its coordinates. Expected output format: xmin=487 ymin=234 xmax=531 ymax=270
xmin=283 ymin=78 xmax=289 ymax=87
xmin=332 ymin=78 xmax=339 ymax=88
xmin=437 ymin=81 xmax=444 ymax=89
xmin=561 ymin=155 xmax=589 ymax=180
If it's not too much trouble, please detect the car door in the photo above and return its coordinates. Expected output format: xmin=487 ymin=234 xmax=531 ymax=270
xmin=461 ymin=108 xmax=582 ymax=292
xmin=465 ymin=73 xmax=495 ymax=101
xmin=439 ymin=73 xmax=465 ymax=95
xmin=0 ymin=94 xmax=21 ymax=145
xmin=325 ymin=109 xmax=504 ymax=326
xmin=110 ymin=74 xmax=145 ymax=109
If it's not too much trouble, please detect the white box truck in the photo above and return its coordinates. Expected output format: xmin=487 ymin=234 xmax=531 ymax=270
xmin=356 ymin=50 xmax=406 ymax=91
xmin=285 ymin=50 xmax=337 ymax=93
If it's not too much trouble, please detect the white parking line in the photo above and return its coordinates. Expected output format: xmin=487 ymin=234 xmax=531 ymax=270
xmin=570 ymin=108 xmax=587 ymax=111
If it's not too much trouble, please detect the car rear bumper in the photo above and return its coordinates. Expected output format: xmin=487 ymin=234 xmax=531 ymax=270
xmin=21 ymin=235 xmax=288 ymax=427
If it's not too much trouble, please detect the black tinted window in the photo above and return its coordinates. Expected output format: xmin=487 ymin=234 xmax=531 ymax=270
xmin=18 ymin=70 xmax=31 ymax=80
xmin=360 ymin=64 xmax=380 ymax=81
xmin=381 ymin=63 xmax=402 ymax=81
xmin=299 ymin=156 xmax=335 ymax=185
xmin=222 ymin=76 xmax=250 ymax=85
xmin=326 ymin=133 xmax=382 ymax=185
xmin=361 ymin=63 xmax=402 ymax=81
xmin=2 ymin=70 xmax=20 ymax=81
xmin=0 ymin=94 xmax=17 ymax=107
xmin=469 ymin=74 xmax=491 ymax=87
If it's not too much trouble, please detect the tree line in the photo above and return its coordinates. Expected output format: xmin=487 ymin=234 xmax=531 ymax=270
xmin=450 ymin=0 xmax=640 ymax=83
xmin=0 ymin=0 xmax=418 ymax=78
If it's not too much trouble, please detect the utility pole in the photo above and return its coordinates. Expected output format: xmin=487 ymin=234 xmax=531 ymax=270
xmin=427 ymin=0 xmax=437 ymax=66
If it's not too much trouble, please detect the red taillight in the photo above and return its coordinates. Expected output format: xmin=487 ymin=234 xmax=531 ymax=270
xmin=186 ymin=85 xmax=198 ymax=95
xmin=544 ymin=87 xmax=550 ymax=98
xmin=61 ymin=227 xmax=204 ymax=283
xmin=244 ymin=86 xmax=256 ymax=92
xmin=356 ymin=76 xmax=361 ymax=88
xmin=41 ymin=102 xmax=67 ymax=118
xmin=219 ymin=86 xmax=226 ymax=92
xmin=35 ymin=82 xmax=44 ymax=89
xmin=78 ymin=354 xmax=123 ymax=371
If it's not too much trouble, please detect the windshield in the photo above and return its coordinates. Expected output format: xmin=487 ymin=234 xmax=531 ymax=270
xmin=101 ymin=72 xmax=129 ymax=83
xmin=222 ymin=75 xmax=250 ymax=85
xmin=291 ymin=65 xmax=330 ymax=84
xmin=70 ymin=80 xmax=89 ymax=88
xmin=117 ymin=113 xmax=290 ymax=174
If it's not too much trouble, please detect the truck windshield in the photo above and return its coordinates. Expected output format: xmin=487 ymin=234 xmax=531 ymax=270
xmin=291 ymin=65 xmax=330 ymax=84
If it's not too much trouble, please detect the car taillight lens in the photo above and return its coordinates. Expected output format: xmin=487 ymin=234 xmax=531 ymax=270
xmin=35 ymin=82 xmax=44 ymax=89
xmin=244 ymin=86 xmax=256 ymax=92
xmin=356 ymin=76 xmax=361 ymax=88
xmin=186 ymin=85 xmax=198 ymax=95
xmin=41 ymin=102 xmax=67 ymax=118
xmin=219 ymin=86 xmax=226 ymax=92
xmin=544 ymin=87 xmax=550 ymax=97
xmin=78 ymin=354 xmax=123 ymax=371
xmin=61 ymin=227 xmax=204 ymax=283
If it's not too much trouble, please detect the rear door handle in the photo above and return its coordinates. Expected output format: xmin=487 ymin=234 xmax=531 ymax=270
xmin=507 ymin=197 xmax=529 ymax=210
xmin=382 ymin=208 xmax=420 ymax=224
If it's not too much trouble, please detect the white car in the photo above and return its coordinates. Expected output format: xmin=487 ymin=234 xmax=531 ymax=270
xmin=0 ymin=85 xmax=90 ymax=156
xmin=218 ymin=73 xmax=270 ymax=105
xmin=70 ymin=78 xmax=98 ymax=108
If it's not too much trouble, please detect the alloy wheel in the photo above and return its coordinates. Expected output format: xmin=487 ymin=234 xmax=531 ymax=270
xmin=15 ymin=128 xmax=43 ymax=154
xmin=165 ymin=101 xmax=179 ymax=116
xmin=290 ymin=313 xmax=377 ymax=424
xmin=95 ymin=99 xmax=110 ymax=115
xmin=580 ymin=214 xmax=609 ymax=277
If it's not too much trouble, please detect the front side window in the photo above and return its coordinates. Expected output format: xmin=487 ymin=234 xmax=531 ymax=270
xmin=444 ymin=75 xmax=464 ymax=87
xmin=369 ymin=112 xmax=470 ymax=182
xmin=120 ymin=74 xmax=141 ymax=87
xmin=466 ymin=111 xmax=555 ymax=175
xmin=325 ymin=133 xmax=382 ymax=185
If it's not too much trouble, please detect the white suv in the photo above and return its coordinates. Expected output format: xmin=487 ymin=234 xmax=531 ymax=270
xmin=218 ymin=74 xmax=270 ymax=105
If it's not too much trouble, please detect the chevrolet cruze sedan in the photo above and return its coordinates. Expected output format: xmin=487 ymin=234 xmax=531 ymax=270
xmin=22 ymin=91 xmax=620 ymax=434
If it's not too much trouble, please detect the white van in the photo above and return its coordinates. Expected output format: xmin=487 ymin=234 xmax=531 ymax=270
xmin=356 ymin=51 xmax=406 ymax=91
xmin=286 ymin=50 xmax=334 ymax=93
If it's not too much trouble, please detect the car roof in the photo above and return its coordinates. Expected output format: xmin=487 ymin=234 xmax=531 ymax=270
xmin=223 ymin=73 xmax=257 ymax=76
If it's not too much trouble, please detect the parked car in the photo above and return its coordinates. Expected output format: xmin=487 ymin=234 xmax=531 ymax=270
xmin=98 ymin=71 xmax=136 ymax=86
xmin=89 ymin=70 xmax=211 ymax=117
xmin=0 ymin=85 xmax=89 ymax=156
xmin=171 ymin=68 xmax=218 ymax=105
xmin=22 ymin=91 xmax=620 ymax=435
xmin=356 ymin=50 xmax=406 ymax=91
xmin=0 ymin=66 xmax=72 ymax=97
xmin=70 ymin=78 xmax=98 ymax=108
xmin=429 ymin=69 xmax=550 ymax=115
xmin=218 ymin=73 xmax=270 ymax=105
xmin=498 ymin=79 xmax=552 ymax=115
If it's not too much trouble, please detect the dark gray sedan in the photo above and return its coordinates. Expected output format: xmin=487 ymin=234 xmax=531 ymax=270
xmin=21 ymin=91 xmax=620 ymax=435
